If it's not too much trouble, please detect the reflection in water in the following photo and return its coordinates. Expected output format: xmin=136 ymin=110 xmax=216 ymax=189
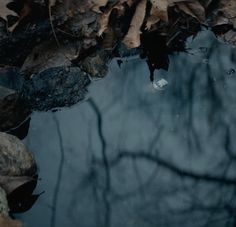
xmin=20 ymin=31 xmax=236 ymax=227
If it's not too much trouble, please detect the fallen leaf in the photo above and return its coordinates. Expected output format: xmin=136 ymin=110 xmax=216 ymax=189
xmin=123 ymin=0 xmax=147 ymax=48
xmin=97 ymin=2 xmax=125 ymax=36
xmin=91 ymin=0 xmax=108 ymax=13
xmin=218 ymin=0 xmax=236 ymax=27
xmin=0 ymin=0 xmax=17 ymax=21
xmin=176 ymin=1 xmax=205 ymax=22
xmin=98 ymin=9 xmax=113 ymax=36
xmin=150 ymin=0 xmax=169 ymax=22
xmin=146 ymin=5 xmax=161 ymax=30
xmin=0 ymin=175 xmax=37 ymax=197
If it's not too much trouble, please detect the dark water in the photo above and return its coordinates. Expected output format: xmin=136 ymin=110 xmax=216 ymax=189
xmin=19 ymin=31 xmax=236 ymax=227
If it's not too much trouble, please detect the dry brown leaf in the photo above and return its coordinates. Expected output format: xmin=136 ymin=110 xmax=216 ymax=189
xmin=211 ymin=14 xmax=229 ymax=27
xmin=90 ymin=0 xmax=109 ymax=13
xmin=219 ymin=0 xmax=236 ymax=27
xmin=97 ymin=2 xmax=126 ymax=36
xmin=177 ymin=1 xmax=205 ymax=22
xmin=122 ymin=0 xmax=137 ymax=7
xmin=150 ymin=0 xmax=169 ymax=22
xmin=222 ymin=30 xmax=236 ymax=46
xmin=123 ymin=0 xmax=147 ymax=48
xmin=210 ymin=0 xmax=236 ymax=29
xmin=0 ymin=214 xmax=22 ymax=227
xmin=97 ymin=0 xmax=138 ymax=36
xmin=98 ymin=9 xmax=113 ymax=36
xmin=0 ymin=0 xmax=17 ymax=21
xmin=146 ymin=5 xmax=161 ymax=30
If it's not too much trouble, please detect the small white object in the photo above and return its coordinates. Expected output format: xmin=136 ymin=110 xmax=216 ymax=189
xmin=152 ymin=78 xmax=168 ymax=90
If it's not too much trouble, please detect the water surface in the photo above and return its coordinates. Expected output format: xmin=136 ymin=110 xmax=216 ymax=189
xmin=20 ymin=31 xmax=236 ymax=227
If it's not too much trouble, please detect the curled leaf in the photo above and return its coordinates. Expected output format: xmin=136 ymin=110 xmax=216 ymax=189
xmin=0 ymin=0 xmax=17 ymax=21
xmin=176 ymin=1 xmax=205 ymax=22
xmin=0 ymin=175 xmax=37 ymax=197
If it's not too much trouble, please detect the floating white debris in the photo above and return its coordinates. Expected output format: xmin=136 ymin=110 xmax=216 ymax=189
xmin=226 ymin=68 xmax=235 ymax=76
xmin=202 ymin=58 xmax=209 ymax=64
xmin=152 ymin=78 xmax=168 ymax=90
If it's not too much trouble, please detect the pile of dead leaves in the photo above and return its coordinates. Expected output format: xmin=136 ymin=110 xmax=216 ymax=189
xmin=0 ymin=0 xmax=236 ymax=48
xmin=97 ymin=0 xmax=207 ymax=48
xmin=0 ymin=0 xmax=235 ymax=80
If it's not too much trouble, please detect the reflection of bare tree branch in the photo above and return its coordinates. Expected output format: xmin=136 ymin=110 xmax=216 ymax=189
xmin=51 ymin=114 xmax=65 ymax=227
xmin=224 ymin=125 xmax=236 ymax=161
xmin=110 ymin=151 xmax=236 ymax=185
xmin=186 ymin=63 xmax=202 ymax=154
xmin=88 ymin=98 xmax=111 ymax=227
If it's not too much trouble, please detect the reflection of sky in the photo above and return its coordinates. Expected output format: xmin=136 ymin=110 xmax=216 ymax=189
xmin=20 ymin=31 xmax=236 ymax=227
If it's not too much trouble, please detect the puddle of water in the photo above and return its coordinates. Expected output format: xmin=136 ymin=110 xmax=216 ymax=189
xmin=18 ymin=31 xmax=236 ymax=227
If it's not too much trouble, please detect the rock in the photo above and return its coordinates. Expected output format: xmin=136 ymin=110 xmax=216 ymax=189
xmin=0 ymin=21 xmax=52 ymax=67
xmin=0 ymin=186 xmax=9 ymax=215
xmin=0 ymin=68 xmax=23 ymax=90
xmin=21 ymin=41 xmax=81 ymax=77
xmin=0 ymin=132 xmax=37 ymax=177
xmin=0 ymin=68 xmax=31 ymax=133
xmin=22 ymin=66 xmax=90 ymax=111
xmin=79 ymin=50 xmax=110 ymax=78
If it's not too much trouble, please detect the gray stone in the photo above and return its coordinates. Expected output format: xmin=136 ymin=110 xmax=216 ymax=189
xmin=0 ymin=132 xmax=37 ymax=177
xmin=22 ymin=66 xmax=90 ymax=111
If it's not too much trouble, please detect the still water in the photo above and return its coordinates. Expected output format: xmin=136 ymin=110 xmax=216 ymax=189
xmin=19 ymin=31 xmax=236 ymax=227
